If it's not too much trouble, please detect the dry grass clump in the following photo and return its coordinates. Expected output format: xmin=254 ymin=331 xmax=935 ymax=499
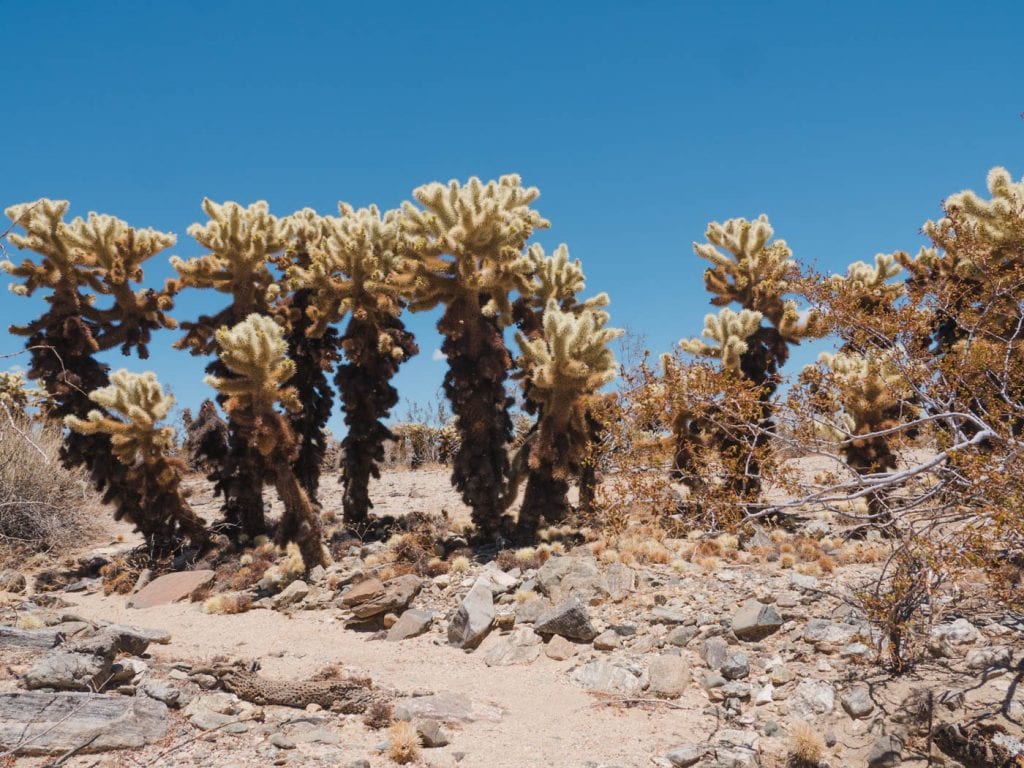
xmin=387 ymin=720 xmax=421 ymax=764
xmin=786 ymin=720 xmax=825 ymax=767
xmin=0 ymin=415 xmax=97 ymax=565
xmin=448 ymin=555 xmax=471 ymax=574
xmin=202 ymin=592 xmax=252 ymax=614
xmin=259 ymin=542 xmax=305 ymax=590
xmin=363 ymin=698 xmax=393 ymax=730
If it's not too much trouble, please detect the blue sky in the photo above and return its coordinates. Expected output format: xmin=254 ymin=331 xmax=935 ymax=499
xmin=2 ymin=0 xmax=1021 ymax=433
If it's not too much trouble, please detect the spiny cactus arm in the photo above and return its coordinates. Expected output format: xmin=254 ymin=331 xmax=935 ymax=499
xmin=3 ymin=200 xmax=86 ymax=296
xmin=940 ymin=166 xmax=1024 ymax=245
xmin=400 ymin=175 xmax=550 ymax=322
xmin=204 ymin=314 xmax=301 ymax=416
xmin=679 ymin=308 xmax=763 ymax=371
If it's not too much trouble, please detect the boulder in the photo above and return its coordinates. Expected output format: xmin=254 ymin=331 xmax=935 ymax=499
xmin=271 ymin=580 xmax=309 ymax=609
xmin=22 ymin=650 xmax=111 ymax=692
xmin=127 ymin=570 xmax=214 ymax=609
xmin=840 ymin=685 xmax=874 ymax=719
xmin=387 ymin=609 xmax=434 ymax=641
xmin=350 ymin=575 xmax=422 ymax=619
xmin=482 ymin=627 xmax=542 ymax=667
xmin=569 ymin=661 xmax=644 ymax=695
xmin=647 ymin=655 xmax=690 ymax=698
xmin=394 ymin=692 xmax=504 ymax=723
xmin=788 ymin=679 xmax=836 ymax=717
xmin=731 ymin=600 xmax=782 ymax=641
xmin=340 ymin=578 xmax=386 ymax=607
xmin=0 ymin=692 xmax=167 ymax=755
xmin=544 ymin=634 xmax=577 ymax=660
xmin=534 ymin=597 xmax=598 ymax=642
xmin=448 ymin=580 xmax=495 ymax=650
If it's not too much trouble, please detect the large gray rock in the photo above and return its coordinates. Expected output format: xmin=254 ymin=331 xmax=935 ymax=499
xmin=535 ymin=556 xmax=607 ymax=602
xmin=840 ymin=685 xmax=874 ymax=719
xmin=534 ymin=597 xmax=598 ymax=642
xmin=544 ymin=634 xmax=577 ymax=660
xmin=350 ymin=575 xmax=422 ymax=619
xmin=0 ymin=626 xmax=65 ymax=650
xmin=731 ymin=600 xmax=782 ymax=641
xmin=866 ymin=734 xmax=904 ymax=768
xmin=702 ymin=636 xmax=729 ymax=670
xmin=0 ymin=692 xmax=167 ymax=755
xmin=22 ymin=650 xmax=111 ymax=692
xmin=927 ymin=618 xmax=980 ymax=657
xmin=604 ymin=562 xmax=637 ymax=602
xmin=803 ymin=618 xmax=861 ymax=651
xmin=664 ymin=745 xmax=708 ymax=767
xmin=482 ymin=627 xmax=542 ymax=667
xmin=271 ymin=579 xmax=309 ymax=609
xmin=647 ymin=655 xmax=690 ymax=698
xmin=448 ymin=580 xmax=495 ymax=650
xmin=387 ymin=609 xmax=434 ymax=641
xmin=720 ymin=653 xmax=749 ymax=680
xmin=394 ymin=692 xmax=504 ymax=723
xmin=569 ymin=661 xmax=644 ymax=695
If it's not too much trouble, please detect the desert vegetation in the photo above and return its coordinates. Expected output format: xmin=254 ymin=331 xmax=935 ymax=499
xmin=2 ymin=166 xmax=1023 ymax=767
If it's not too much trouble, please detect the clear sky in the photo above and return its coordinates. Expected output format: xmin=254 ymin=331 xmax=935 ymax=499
xmin=2 ymin=0 xmax=1021 ymax=433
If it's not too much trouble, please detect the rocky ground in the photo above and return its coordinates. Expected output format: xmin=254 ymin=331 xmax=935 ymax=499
xmin=1 ymin=468 xmax=1022 ymax=768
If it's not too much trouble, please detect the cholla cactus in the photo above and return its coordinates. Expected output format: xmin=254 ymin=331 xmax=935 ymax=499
xmin=401 ymin=175 xmax=549 ymax=538
xmin=3 ymin=199 xmax=177 ymax=538
xmin=288 ymin=203 xmax=417 ymax=527
xmin=65 ymin=370 xmax=208 ymax=548
xmin=0 ymin=370 xmax=43 ymax=413
xmin=169 ymin=199 xmax=294 ymax=538
xmin=206 ymin=314 xmax=327 ymax=569
xmin=680 ymin=308 xmax=763 ymax=371
xmin=808 ymin=350 xmax=916 ymax=526
xmin=512 ymin=303 xmax=622 ymax=537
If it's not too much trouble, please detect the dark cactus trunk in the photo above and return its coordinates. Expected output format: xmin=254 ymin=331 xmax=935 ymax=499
xmin=337 ymin=314 xmax=417 ymax=528
xmin=284 ymin=289 xmax=339 ymax=504
xmin=439 ymin=295 xmax=514 ymax=540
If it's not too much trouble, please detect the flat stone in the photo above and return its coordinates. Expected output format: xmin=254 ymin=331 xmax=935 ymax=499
xmin=928 ymin=618 xmax=981 ymax=657
xmin=387 ymin=609 xmax=434 ymax=641
xmin=650 ymin=607 xmax=689 ymax=625
xmin=569 ymin=661 xmax=644 ymax=695
xmin=534 ymin=597 xmax=598 ymax=642
xmin=866 ymin=734 xmax=903 ymax=768
xmin=592 ymin=629 xmax=622 ymax=650
xmin=23 ymin=650 xmax=111 ymax=691
xmin=394 ymin=692 xmax=504 ymax=723
xmin=0 ymin=692 xmax=167 ymax=755
xmin=803 ymin=618 xmax=861 ymax=651
xmin=731 ymin=600 xmax=783 ymax=641
xmin=341 ymin=578 xmax=386 ymax=606
xmin=666 ymin=626 xmax=698 ymax=647
xmin=271 ymin=580 xmax=309 ymax=609
xmin=482 ymin=627 xmax=542 ymax=666
xmin=127 ymin=570 xmax=215 ymax=609
xmin=536 ymin=556 xmax=607 ymax=602
xmin=0 ymin=626 xmax=65 ymax=650
xmin=665 ymin=745 xmax=708 ymax=767
xmin=448 ymin=580 xmax=495 ymax=650
xmin=140 ymin=681 xmax=189 ymax=709
xmin=544 ymin=634 xmax=577 ymax=660
xmin=965 ymin=646 xmax=1012 ymax=670
xmin=647 ymin=655 xmax=690 ymax=698
xmin=604 ymin=562 xmax=636 ymax=601
xmin=350 ymin=575 xmax=422 ymax=619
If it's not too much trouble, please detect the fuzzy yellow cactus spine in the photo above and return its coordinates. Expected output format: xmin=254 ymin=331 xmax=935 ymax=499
xmin=680 ymin=308 xmax=763 ymax=371
xmin=401 ymin=174 xmax=549 ymax=539
xmin=65 ymin=370 xmax=208 ymax=548
xmin=512 ymin=302 xmax=622 ymax=538
xmin=288 ymin=202 xmax=417 ymax=528
xmin=206 ymin=314 xmax=328 ymax=569
xmin=3 ymin=199 xmax=179 ymax=547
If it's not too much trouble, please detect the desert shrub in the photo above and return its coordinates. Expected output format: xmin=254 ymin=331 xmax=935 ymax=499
xmin=387 ymin=721 xmax=421 ymax=764
xmin=0 ymin=412 xmax=95 ymax=562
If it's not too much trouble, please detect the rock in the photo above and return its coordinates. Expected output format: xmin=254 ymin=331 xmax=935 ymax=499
xmin=478 ymin=566 xmax=518 ymax=595
xmin=482 ymin=627 xmax=542 ymax=666
xmin=840 ymin=685 xmax=874 ymax=719
xmin=754 ymin=683 xmax=773 ymax=705
xmin=534 ymin=597 xmax=598 ymax=642
xmin=647 ymin=655 xmax=690 ymax=698
xmin=448 ymin=580 xmax=495 ymax=650
xmin=720 ymin=653 xmax=749 ymax=680
xmin=544 ymin=635 xmax=577 ymax=660
xmin=127 ymin=570 xmax=215 ymax=609
xmin=271 ymin=580 xmax=309 ymax=609
xmin=568 ymin=661 xmax=644 ymax=695
xmin=770 ymin=665 xmax=794 ymax=685
xmin=340 ymin=578 xmax=386 ymax=606
xmin=788 ymin=680 xmax=835 ymax=717
xmin=387 ymin=609 xmax=434 ymax=641
xmin=140 ymin=681 xmax=189 ymax=708
xmin=650 ymin=607 xmax=689 ymax=625
xmin=731 ymin=600 xmax=783 ymax=641
xmin=308 ymin=564 xmax=327 ymax=584
xmin=965 ymin=645 xmax=1012 ymax=670
xmin=789 ymin=571 xmax=820 ymax=592
xmin=593 ymin=629 xmax=622 ymax=650
xmin=702 ymin=636 xmax=729 ymax=670
xmin=0 ymin=692 xmax=167 ymax=755
xmin=270 ymin=732 xmax=296 ymax=749
xmin=666 ymin=626 xmax=698 ymax=647
xmin=866 ymin=734 xmax=904 ymax=768
xmin=23 ymin=650 xmax=111 ymax=691
xmin=665 ymin=745 xmax=708 ymax=767
xmin=536 ymin=556 xmax=606 ymax=602
xmin=515 ymin=595 xmax=551 ymax=625
xmin=394 ymin=692 xmax=504 ymax=723
xmin=0 ymin=626 xmax=65 ymax=649
xmin=350 ymin=575 xmax=422 ymax=619
xmin=928 ymin=618 xmax=981 ymax=657
xmin=802 ymin=618 xmax=861 ymax=651
xmin=416 ymin=718 xmax=451 ymax=748
xmin=0 ymin=569 xmax=26 ymax=593
xmin=604 ymin=562 xmax=636 ymax=602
